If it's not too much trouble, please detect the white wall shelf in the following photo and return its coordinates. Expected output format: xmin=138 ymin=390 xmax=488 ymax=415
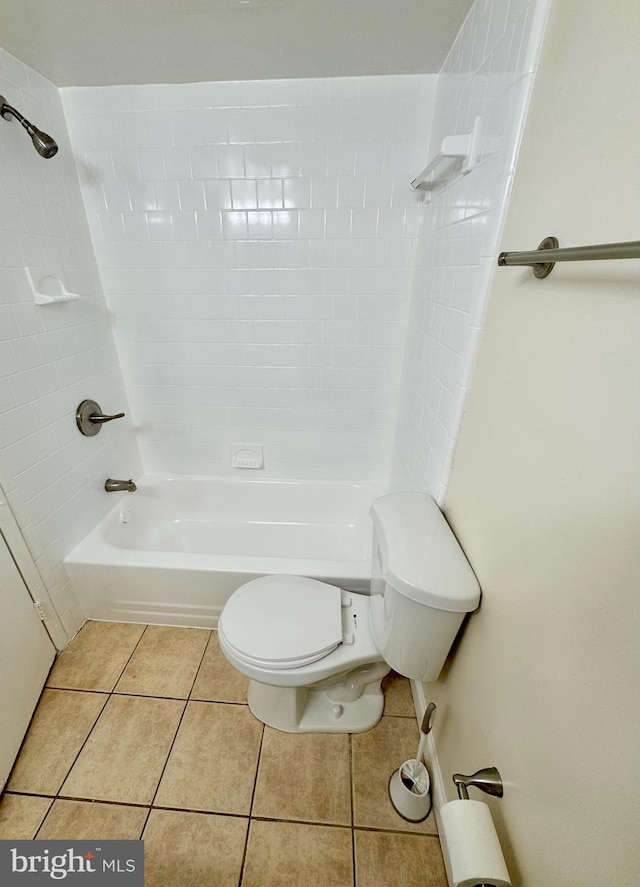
xmin=411 ymin=116 xmax=481 ymax=191
xmin=25 ymin=267 xmax=80 ymax=305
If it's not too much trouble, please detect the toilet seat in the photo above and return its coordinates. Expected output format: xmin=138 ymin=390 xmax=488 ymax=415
xmin=219 ymin=575 xmax=344 ymax=670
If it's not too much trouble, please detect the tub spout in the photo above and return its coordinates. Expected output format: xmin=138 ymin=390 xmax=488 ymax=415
xmin=105 ymin=478 xmax=137 ymax=493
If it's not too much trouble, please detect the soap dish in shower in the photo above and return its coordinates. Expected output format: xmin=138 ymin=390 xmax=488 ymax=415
xmin=232 ymin=443 xmax=264 ymax=469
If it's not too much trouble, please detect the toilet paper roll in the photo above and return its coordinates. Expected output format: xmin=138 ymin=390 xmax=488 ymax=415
xmin=440 ymin=799 xmax=512 ymax=887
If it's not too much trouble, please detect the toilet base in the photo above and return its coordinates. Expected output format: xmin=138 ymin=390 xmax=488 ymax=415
xmin=247 ymin=661 xmax=389 ymax=733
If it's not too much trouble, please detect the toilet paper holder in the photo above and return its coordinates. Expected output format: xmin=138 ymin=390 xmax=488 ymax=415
xmin=452 ymin=767 xmax=503 ymax=800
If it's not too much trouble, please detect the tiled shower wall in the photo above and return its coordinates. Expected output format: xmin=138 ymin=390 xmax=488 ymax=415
xmin=0 ymin=48 xmax=141 ymax=637
xmin=62 ymin=76 xmax=436 ymax=481
xmin=0 ymin=0 xmax=550 ymax=646
xmin=391 ymin=0 xmax=550 ymax=500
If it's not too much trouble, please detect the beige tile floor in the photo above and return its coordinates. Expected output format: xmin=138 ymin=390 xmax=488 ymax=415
xmin=0 ymin=621 xmax=447 ymax=887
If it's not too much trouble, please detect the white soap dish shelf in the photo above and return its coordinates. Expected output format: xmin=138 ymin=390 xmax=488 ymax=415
xmin=411 ymin=116 xmax=482 ymax=192
xmin=25 ymin=267 xmax=80 ymax=305
xmin=232 ymin=443 xmax=264 ymax=470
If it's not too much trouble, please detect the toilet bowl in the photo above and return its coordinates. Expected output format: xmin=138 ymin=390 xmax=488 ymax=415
xmin=218 ymin=492 xmax=481 ymax=733
xmin=218 ymin=575 xmax=390 ymax=732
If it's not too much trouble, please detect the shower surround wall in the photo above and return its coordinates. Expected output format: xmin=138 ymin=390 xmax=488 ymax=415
xmin=391 ymin=0 xmax=550 ymax=500
xmin=0 ymin=47 xmax=141 ymax=637
xmin=62 ymin=76 xmax=435 ymax=481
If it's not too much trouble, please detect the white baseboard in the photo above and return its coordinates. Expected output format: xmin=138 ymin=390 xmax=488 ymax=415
xmin=410 ymin=679 xmax=454 ymax=887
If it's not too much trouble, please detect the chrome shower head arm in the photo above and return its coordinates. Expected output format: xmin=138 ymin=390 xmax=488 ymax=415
xmin=0 ymin=97 xmax=27 ymax=125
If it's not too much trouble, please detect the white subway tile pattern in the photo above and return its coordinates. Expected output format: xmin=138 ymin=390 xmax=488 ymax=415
xmin=0 ymin=47 xmax=142 ymax=638
xmin=0 ymin=3 xmax=548 ymax=636
xmin=391 ymin=0 xmax=550 ymax=501
xmin=62 ymin=75 xmax=436 ymax=481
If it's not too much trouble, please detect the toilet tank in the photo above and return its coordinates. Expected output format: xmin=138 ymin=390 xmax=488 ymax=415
xmin=368 ymin=492 xmax=481 ymax=682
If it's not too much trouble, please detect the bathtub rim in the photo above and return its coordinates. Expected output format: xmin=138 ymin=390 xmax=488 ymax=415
xmin=65 ymin=472 xmax=387 ymax=587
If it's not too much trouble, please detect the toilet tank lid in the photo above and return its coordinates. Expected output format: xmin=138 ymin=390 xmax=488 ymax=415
xmin=369 ymin=492 xmax=481 ymax=612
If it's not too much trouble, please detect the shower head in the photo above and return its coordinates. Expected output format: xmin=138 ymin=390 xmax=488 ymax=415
xmin=0 ymin=95 xmax=58 ymax=158
xmin=29 ymin=128 xmax=58 ymax=159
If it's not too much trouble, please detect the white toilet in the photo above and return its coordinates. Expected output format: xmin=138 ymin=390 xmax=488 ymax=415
xmin=218 ymin=492 xmax=480 ymax=733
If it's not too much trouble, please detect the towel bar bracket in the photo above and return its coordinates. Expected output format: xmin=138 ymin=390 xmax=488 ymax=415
xmin=498 ymin=236 xmax=640 ymax=278
xmin=513 ymin=235 xmax=558 ymax=279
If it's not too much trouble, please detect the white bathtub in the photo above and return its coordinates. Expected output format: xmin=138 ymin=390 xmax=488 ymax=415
xmin=65 ymin=475 xmax=385 ymax=628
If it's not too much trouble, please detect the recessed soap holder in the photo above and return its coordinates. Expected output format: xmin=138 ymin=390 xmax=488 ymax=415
xmin=232 ymin=443 xmax=264 ymax=469
xmin=25 ymin=267 xmax=80 ymax=305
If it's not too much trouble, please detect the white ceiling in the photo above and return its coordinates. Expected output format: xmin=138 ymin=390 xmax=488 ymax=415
xmin=0 ymin=0 xmax=472 ymax=87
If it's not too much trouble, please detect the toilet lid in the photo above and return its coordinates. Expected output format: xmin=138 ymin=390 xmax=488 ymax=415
xmin=220 ymin=575 xmax=343 ymax=669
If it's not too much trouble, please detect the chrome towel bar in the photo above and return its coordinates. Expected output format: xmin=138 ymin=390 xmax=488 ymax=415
xmin=497 ymin=236 xmax=640 ymax=278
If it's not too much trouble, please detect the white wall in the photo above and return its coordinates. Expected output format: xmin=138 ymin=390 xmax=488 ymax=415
xmin=391 ymin=0 xmax=550 ymax=501
xmin=0 ymin=48 xmax=141 ymax=638
xmin=62 ymin=76 xmax=436 ymax=482
xmin=429 ymin=0 xmax=640 ymax=883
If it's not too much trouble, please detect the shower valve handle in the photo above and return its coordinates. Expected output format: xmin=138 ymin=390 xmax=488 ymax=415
xmin=90 ymin=411 xmax=125 ymax=424
xmin=76 ymin=399 xmax=125 ymax=436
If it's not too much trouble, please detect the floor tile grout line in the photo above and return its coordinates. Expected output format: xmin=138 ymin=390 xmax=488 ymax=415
xmin=349 ymin=732 xmax=357 ymax=887
xmin=3 ymin=722 xmax=43 ymax=796
xmin=238 ymin=721 xmax=265 ymax=886
xmin=47 ymin=623 xmax=150 ymax=696
xmin=23 ymin=631 xmax=252 ymax=822
xmin=186 ymin=628 xmax=215 ymax=701
xmin=15 ymin=792 xmax=154 ymax=811
xmin=111 ymin=623 xmax=150 ymax=694
xmin=146 ymin=697 xmax=190 ymax=812
xmin=1 ymin=681 xmax=70 ymax=793
xmin=247 ymin=815 xmax=353 ymax=831
xmin=238 ymin=817 xmax=251 ymax=887
xmin=33 ymin=622 xmax=218 ymax=817
xmin=40 ymin=688 xmax=250 ymax=705
xmin=32 ymin=796 xmax=56 ymax=840
xmin=140 ymin=696 xmax=256 ymax=817
xmin=2 ymin=789 xmax=440 ymax=840
xmin=352 ymin=824 xmax=441 ymax=839
xmin=183 ymin=696 xmax=247 ymax=705
xmin=143 ymin=805 xmax=249 ymax=820
xmin=138 ymin=691 xmax=191 ymax=841
xmin=40 ymin=689 xmax=418 ymax=710
xmin=4 ymin=687 xmax=111 ymax=802
xmin=51 ymin=624 xmax=213 ymax=701
xmin=49 ymin=623 xmax=150 ymax=804
xmin=383 ymin=713 xmax=416 ymax=719
xmin=50 ymin=622 xmax=189 ymax=811
xmin=50 ymin=690 xmax=249 ymax=704
xmin=247 ymin=723 xmax=265 ymax=820
xmin=42 ymin=686 xmax=114 ymax=695
xmin=52 ymin=691 xmax=112 ymax=801
xmin=48 ymin=623 xmax=185 ymax=817
xmin=138 ymin=805 xmax=153 ymax=841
